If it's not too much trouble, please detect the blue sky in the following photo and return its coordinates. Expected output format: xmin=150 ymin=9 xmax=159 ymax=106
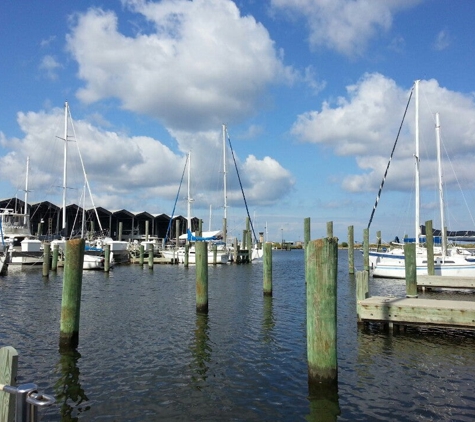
xmin=1 ymin=0 xmax=475 ymax=243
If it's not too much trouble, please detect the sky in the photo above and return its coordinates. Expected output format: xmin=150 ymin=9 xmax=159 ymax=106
xmin=1 ymin=0 xmax=475 ymax=244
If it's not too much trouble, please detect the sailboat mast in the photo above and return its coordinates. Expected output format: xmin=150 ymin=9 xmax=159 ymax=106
xmin=62 ymin=101 xmax=68 ymax=236
xmin=435 ymin=112 xmax=446 ymax=257
xmin=222 ymin=124 xmax=228 ymax=244
xmin=24 ymin=156 xmax=30 ymax=225
xmin=414 ymin=80 xmax=421 ymax=247
xmin=187 ymin=151 xmax=192 ymax=234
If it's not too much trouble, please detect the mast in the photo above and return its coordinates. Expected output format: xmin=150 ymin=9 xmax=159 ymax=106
xmin=414 ymin=80 xmax=421 ymax=247
xmin=222 ymin=124 xmax=228 ymax=244
xmin=187 ymin=151 xmax=192 ymax=235
xmin=435 ymin=112 xmax=446 ymax=257
xmin=62 ymin=101 xmax=68 ymax=238
xmin=24 ymin=156 xmax=30 ymax=225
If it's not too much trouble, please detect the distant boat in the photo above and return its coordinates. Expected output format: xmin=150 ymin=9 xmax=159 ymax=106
xmin=370 ymin=80 xmax=475 ymax=278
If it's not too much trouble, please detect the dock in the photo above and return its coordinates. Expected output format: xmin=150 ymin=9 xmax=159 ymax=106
xmin=417 ymin=275 xmax=475 ymax=290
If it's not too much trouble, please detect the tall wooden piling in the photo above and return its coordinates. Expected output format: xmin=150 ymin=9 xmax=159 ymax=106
xmin=139 ymin=245 xmax=144 ymax=265
xmin=212 ymin=244 xmax=217 ymax=265
xmin=263 ymin=242 xmax=272 ymax=296
xmin=304 ymin=218 xmax=311 ymax=249
xmin=145 ymin=220 xmax=149 ymax=242
xmin=52 ymin=243 xmax=59 ymax=271
xmin=348 ymin=226 xmax=354 ymax=274
xmin=195 ymin=241 xmax=208 ymax=313
xmin=118 ymin=222 xmax=123 ymax=241
xmin=104 ymin=244 xmax=111 ymax=272
xmin=42 ymin=242 xmax=50 ymax=277
xmin=326 ymin=221 xmax=333 ymax=238
xmin=59 ymin=238 xmax=85 ymax=349
xmin=363 ymin=228 xmax=369 ymax=272
xmin=148 ymin=244 xmax=154 ymax=270
xmin=404 ymin=243 xmax=418 ymax=298
xmin=184 ymin=243 xmax=189 ymax=267
xmin=306 ymin=238 xmax=338 ymax=384
xmin=426 ymin=220 xmax=434 ymax=276
xmin=0 ymin=346 xmax=18 ymax=422
xmin=233 ymin=238 xmax=239 ymax=264
xmin=356 ymin=270 xmax=369 ymax=322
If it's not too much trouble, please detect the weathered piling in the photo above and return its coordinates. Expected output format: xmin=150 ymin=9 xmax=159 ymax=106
xmin=104 ymin=244 xmax=111 ymax=272
xmin=0 ymin=346 xmax=18 ymax=422
xmin=326 ymin=221 xmax=333 ymax=238
xmin=59 ymin=238 xmax=85 ymax=349
xmin=425 ymin=220 xmax=434 ymax=276
xmin=304 ymin=218 xmax=311 ymax=249
xmin=363 ymin=228 xmax=369 ymax=272
xmin=145 ymin=220 xmax=149 ymax=242
xmin=233 ymin=238 xmax=239 ymax=264
xmin=52 ymin=243 xmax=59 ymax=271
xmin=118 ymin=222 xmax=123 ymax=241
xmin=306 ymin=238 xmax=338 ymax=385
xmin=348 ymin=225 xmax=354 ymax=274
xmin=263 ymin=242 xmax=272 ymax=296
xmin=139 ymin=244 xmax=144 ymax=265
xmin=195 ymin=241 xmax=208 ymax=313
xmin=404 ymin=243 xmax=418 ymax=297
xmin=148 ymin=244 xmax=154 ymax=270
xmin=42 ymin=242 xmax=50 ymax=277
xmin=184 ymin=243 xmax=189 ymax=267
xmin=212 ymin=244 xmax=217 ymax=265
xmin=356 ymin=270 xmax=369 ymax=322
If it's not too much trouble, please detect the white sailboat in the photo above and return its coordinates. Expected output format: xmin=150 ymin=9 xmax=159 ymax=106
xmin=371 ymin=81 xmax=475 ymax=278
xmin=51 ymin=102 xmax=109 ymax=270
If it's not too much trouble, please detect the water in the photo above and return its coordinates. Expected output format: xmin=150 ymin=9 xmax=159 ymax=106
xmin=1 ymin=250 xmax=475 ymax=420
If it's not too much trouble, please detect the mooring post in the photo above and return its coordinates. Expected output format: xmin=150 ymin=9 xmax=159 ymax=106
xmin=376 ymin=230 xmax=381 ymax=251
xmin=326 ymin=221 xmax=333 ymax=238
xmin=306 ymin=238 xmax=338 ymax=385
xmin=52 ymin=243 xmax=59 ymax=271
xmin=363 ymin=228 xmax=369 ymax=272
xmin=195 ymin=241 xmax=208 ymax=313
xmin=356 ymin=270 xmax=369 ymax=323
xmin=37 ymin=222 xmax=43 ymax=238
xmin=212 ymin=244 xmax=217 ymax=265
xmin=348 ymin=225 xmax=354 ymax=274
xmin=42 ymin=242 xmax=50 ymax=277
xmin=263 ymin=242 xmax=272 ymax=296
xmin=0 ymin=346 xmax=18 ymax=422
xmin=118 ymin=222 xmax=123 ymax=241
xmin=426 ymin=219 xmax=434 ymax=276
xmin=59 ymin=238 xmax=85 ymax=349
xmin=148 ymin=244 xmax=154 ymax=270
xmin=247 ymin=230 xmax=252 ymax=261
xmin=404 ymin=242 xmax=418 ymax=297
xmin=304 ymin=217 xmax=311 ymax=278
xmin=198 ymin=219 xmax=203 ymax=237
xmin=104 ymin=244 xmax=111 ymax=272
xmin=184 ymin=243 xmax=189 ymax=267
xmin=233 ymin=237 xmax=238 ymax=263
xmin=145 ymin=220 xmax=149 ymax=242
xmin=139 ymin=244 xmax=144 ymax=265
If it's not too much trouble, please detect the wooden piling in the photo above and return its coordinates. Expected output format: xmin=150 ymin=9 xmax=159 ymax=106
xmin=148 ymin=244 xmax=154 ymax=270
xmin=52 ymin=243 xmax=59 ymax=271
xmin=195 ymin=241 xmax=208 ymax=313
xmin=42 ymin=242 xmax=50 ymax=277
xmin=363 ymin=228 xmax=369 ymax=272
xmin=104 ymin=244 xmax=111 ymax=272
xmin=404 ymin=243 xmax=418 ymax=298
xmin=184 ymin=243 xmax=189 ymax=267
xmin=426 ymin=220 xmax=434 ymax=276
xmin=118 ymin=222 xmax=123 ymax=241
xmin=306 ymin=238 xmax=338 ymax=384
xmin=59 ymin=238 xmax=85 ymax=349
xmin=139 ymin=244 xmax=144 ymax=265
xmin=145 ymin=220 xmax=149 ymax=242
xmin=212 ymin=244 xmax=217 ymax=265
xmin=326 ymin=221 xmax=333 ymax=238
xmin=348 ymin=226 xmax=354 ymax=274
xmin=376 ymin=230 xmax=381 ymax=251
xmin=263 ymin=242 xmax=272 ymax=296
xmin=0 ymin=346 xmax=18 ymax=422
xmin=233 ymin=238 xmax=238 ymax=264
xmin=304 ymin=218 xmax=311 ymax=249
xmin=356 ymin=271 xmax=369 ymax=322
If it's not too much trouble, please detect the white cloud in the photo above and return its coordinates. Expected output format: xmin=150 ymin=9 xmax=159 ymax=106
xmin=433 ymin=29 xmax=451 ymax=51
xmin=0 ymin=106 xmax=294 ymax=211
xmin=291 ymin=73 xmax=475 ymax=193
xmin=270 ymin=0 xmax=422 ymax=57
xmin=66 ymin=0 xmax=292 ymax=131
xmin=39 ymin=55 xmax=62 ymax=80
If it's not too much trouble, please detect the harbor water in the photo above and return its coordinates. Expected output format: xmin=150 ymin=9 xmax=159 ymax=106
xmin=1 ymin=249 xmax=475 ymax=420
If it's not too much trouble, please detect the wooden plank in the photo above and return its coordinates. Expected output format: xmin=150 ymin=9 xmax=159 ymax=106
xmin=0 ymin=346 xmax=18 ymax=422
xmin=418 ymin=275 xmax=475 ymax=289
xmin=358 ymin=296 xmax=475 ymax=328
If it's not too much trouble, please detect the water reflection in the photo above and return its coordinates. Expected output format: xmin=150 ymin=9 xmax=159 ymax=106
xmin=190 ymin=312 xmax=211 ymax=386
xmin=262 ymin=295 xmax=275 ymax=343
xmin=307 ymin=379 xmax=340 ymax=422
xmin=55 ymin=348 xmax=90 ymax=421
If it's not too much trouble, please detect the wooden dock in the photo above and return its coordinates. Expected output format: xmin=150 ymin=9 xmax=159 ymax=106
xmin=417 ymin=275 xmax=475 ymax=290
xmin=356 ymin=271 xmax=475 ymax=331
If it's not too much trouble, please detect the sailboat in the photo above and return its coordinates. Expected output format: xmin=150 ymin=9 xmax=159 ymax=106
xmin=51 ymin=102 xmax=110 ymax=270
xmin=370 ymin=80 xmax=475 ymax=278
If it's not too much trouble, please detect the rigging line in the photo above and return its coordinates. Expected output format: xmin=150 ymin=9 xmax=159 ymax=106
xmin=226 ymin=130 xmax=258 ymax=244
xmin=367 ymin=86 xmax=414 ymax=230
xmin=164 ymin=154 xmax=188 ymax=244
